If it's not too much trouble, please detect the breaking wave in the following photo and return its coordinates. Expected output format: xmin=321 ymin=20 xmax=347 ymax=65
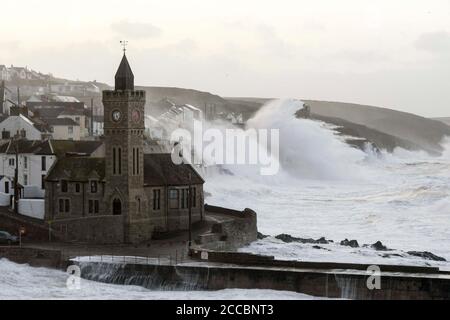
xmin=205 ymin=99 xmax=450 ymax=265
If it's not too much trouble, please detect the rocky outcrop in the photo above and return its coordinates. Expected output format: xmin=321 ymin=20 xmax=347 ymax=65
xmin=370 ymin=241 xmax=389 ymax=251
xmin=407 ymin=251 xmax=446 ymax=262
xmin=275 ymin=234 xmax=331 ymax=244
xmin=340 ymin=239 xmax=359 ymax=248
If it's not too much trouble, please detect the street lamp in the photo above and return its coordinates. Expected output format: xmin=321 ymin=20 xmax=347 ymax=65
xmin=188 ymin=171 xmax=192 ymax=249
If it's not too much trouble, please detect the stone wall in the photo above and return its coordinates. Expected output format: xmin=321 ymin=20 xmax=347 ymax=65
xmin=0 ymin=209 xmax=59 ymax=241
xmin=51 ymin=215 xmax=124 ymax=244
xmin=0 ymin=247 xmax=62 ymax=268
xmin=200 ymin=205 xmax=257 ymax=250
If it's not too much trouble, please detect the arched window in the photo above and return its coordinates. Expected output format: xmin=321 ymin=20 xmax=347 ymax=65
xmin=113 ymin=198 xmax=121 ymax=215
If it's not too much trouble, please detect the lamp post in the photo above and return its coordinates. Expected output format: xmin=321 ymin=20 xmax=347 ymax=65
xmin=188 ymin=172 xmax=192 ymax=249
xmin=13 ymin=137 xmax=19 ymax=214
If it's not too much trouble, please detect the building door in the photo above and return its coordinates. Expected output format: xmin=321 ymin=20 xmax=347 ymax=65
xmin=113 ymin=198 xmax=122 ymax=215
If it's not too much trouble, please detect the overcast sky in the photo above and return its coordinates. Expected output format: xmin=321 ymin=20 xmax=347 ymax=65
xmin=1 ymin=0 xmax=450 ymax=117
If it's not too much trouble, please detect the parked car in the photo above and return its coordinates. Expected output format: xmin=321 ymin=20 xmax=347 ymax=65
xmin=0 ymin=231 xmax=19 ymax=245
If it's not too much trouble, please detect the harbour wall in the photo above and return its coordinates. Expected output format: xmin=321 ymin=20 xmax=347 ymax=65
xmin=74 ymin=260 xmax=450 ymax=300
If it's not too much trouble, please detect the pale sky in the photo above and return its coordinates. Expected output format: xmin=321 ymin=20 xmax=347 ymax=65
xmin=1 ymin=0 xmax=450 ymax=117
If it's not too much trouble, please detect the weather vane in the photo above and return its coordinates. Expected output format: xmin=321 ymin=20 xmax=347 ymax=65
xmin=120 ymin=40 xmax=128 ymax=53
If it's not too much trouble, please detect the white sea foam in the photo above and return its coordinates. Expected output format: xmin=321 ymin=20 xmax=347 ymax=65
xmin=0 ymin=258 xmax=318 ymax=300
xmin=204 ymin=99 xmax=450 ymax=267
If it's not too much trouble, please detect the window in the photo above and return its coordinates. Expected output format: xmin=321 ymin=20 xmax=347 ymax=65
xmin=88 ymin=200 xmax=99 ymax=214
xmin=2 ymin=130 xmax=10 ymax=139
xmin=75 ymin=117 xmax=80 ymax=124
xmin=75 ymin=183 xmax=80 ymax=193
xmin=41 ymin=156 xmax=46 ymax=171
xmin=23 ymin=156 xmax=27 ymax=169
xmin=137 ymin=198 xmax=141 ymax=213
xmin=113 ymin=148 xmax=116 ymax=174
xmin=5 ymin=181 xmax=9 ymax=194
xmin=181 ymin=189 xmax=188 ymax=209
xmin=90 ymin=181 xmax=98 ymax=193
xmin=61 ymin=180 xmax=68 ymax=193
xmin=41 ymin=175 xmax=45 ymax=189
xmin=153 ymin=189 xmax=161 ymax=210
xmin=192 ymin=187 xmax=197 ymax=208
xmin=58 ymin=199 xmax=70 ymax=213
xmin=169 ymin=189 xmax=179 ymax=209
xmin=118 ymin=148 xmax=122 ymax=175
xmin=20 ymin=129 xmax=26 ymax=138
xmin=136 ymin=148 xmax=139 ymax=175
xmin=132 ymin=148 xmax=136 ymax=175
xmin=24 ymin=174 xmax=28 ymax=186
xmin=113 ymin=147 xmax=122 ymax=175
xmin=9 ymin=158 xmax=14 ymax=166
xmin=68 ymin=126 xmax=73 ymax=134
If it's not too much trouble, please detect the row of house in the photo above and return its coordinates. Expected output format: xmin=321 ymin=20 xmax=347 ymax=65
xmin=0 ymin=65 xmax=51 ymax=82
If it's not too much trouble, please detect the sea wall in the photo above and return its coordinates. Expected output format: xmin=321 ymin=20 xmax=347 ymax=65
xmin=0 ymin=247 xmax=62 ymax=268
xmin=74 ymin=260 xmax=450 ymax=300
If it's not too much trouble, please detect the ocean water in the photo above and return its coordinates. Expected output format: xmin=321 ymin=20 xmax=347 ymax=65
xmin=204 ymin=99 xmax=450 ymax=268
xmin=0 ymin=258 xmax=317 ymax=300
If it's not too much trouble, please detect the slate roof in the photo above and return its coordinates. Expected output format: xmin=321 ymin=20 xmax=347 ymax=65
xmin=50 ymin=140 xmax=103 ymax=158
xmin=46 ymin=152 xmax=204 ymax=186
xmin=144 ymin=153 xmax=204 ymax=186
xmin=0 ymin=140 xmax=103 ymax=157
xmin=0 ymin=140 xmax=53 ymax=155
xmin=43 ymin=118 xmax=79 ymax=126
xmin=46 ymin=157 xmax=105 ymax=182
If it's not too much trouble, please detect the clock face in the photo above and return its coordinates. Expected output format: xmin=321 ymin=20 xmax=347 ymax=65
xmin=112 ymin=110 xmax=122 ymax=122
xmin=132 ymin=109 xmax=141 ymax=123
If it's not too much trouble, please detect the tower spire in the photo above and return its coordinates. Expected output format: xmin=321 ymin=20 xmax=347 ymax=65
xmin=115 ymin=41 xmax=134 ymax=91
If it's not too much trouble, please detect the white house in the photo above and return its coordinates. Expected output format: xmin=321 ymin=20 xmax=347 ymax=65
xmin=9 ymin=66 xmax=32 ymax=80
xmin=0 ymin=139 xmax=104 ymax=196
xmin=44 ymin=118 xmax=81 ymax=140
xmin=0 ymin=175 xmax=13 ymax=206
xmin=0 ymin=65 xmax=10 ymax=81
xmin=92 ymin=115 xmax=104 ymax=136
xmin=50 ymin=82 xmax=100 ymax=95
xmin=0 ymin=140 xmax=55 ymax=192
xmin=0 ymin=114 xmax=50 ymax=140
xmin=57 ymin=109 xmax=89 ymax=138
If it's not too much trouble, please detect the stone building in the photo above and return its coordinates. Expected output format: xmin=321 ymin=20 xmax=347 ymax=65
xmin=44 ymin=54 xmax=204 ymax=244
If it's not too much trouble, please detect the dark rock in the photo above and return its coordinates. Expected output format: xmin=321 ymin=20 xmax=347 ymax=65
xmin=340 ymin=239 xmax=359 ymax=248
xmin=275 ymin=234 xmax=330 ymax=244
xmin=407 ymin=251 xmax=446 ymax=262
xmin=312 ymin=245 xmax=331 ymax=251
xmin=371 ymin=241 xmax=389 ymax=251
xmin=381 ymin=253 xmax=403 ymax=258
xmin=315 ymin=237 xmax=329 ymax=244
xmin=275 ymin=234 xmax=301 ymax=243
xmin=257 ymin=232 xmax=268 ymax=240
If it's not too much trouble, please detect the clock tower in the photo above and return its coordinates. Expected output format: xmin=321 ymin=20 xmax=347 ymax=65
xmin=102 ymin=52 xmax=148 ymax=243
